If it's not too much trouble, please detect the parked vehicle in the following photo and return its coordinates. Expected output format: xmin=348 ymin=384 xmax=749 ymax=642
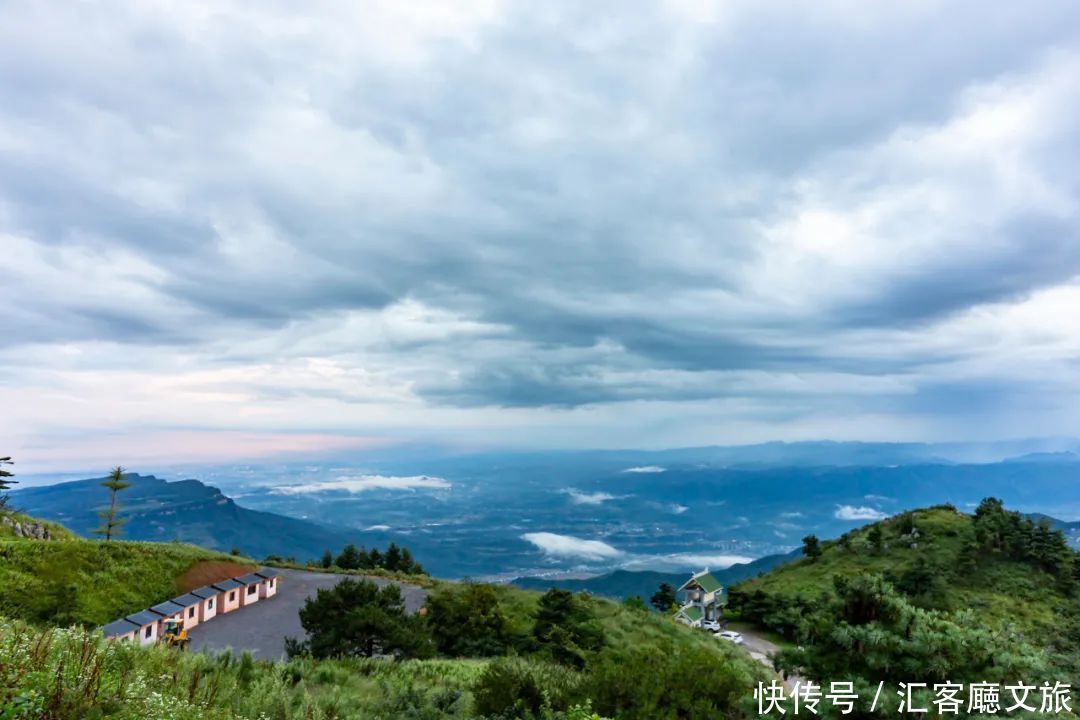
xmin=700 ymin=619 xmax=721 ymax=632
xmin=717 ymin=630 xmax=744 ymax=645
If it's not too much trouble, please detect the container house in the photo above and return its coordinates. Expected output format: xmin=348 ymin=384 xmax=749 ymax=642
xmin=235 ymin=572 xmax=264 ymax=607
xmin=149 ymin=599 xmax=186 ymax=630
xmin=190 ymin=585 xmax=220 ymax=622
xmin=101 ymin=618 xmax=140 ymax=643
xmin=125 ymin=610 xmax=163 ymax=646
xmin=255 ymin=567 xmax=282 ymax=598
xmin=171 ymin=593 xmax=205 ymax=628
xmin=211 ymin=578 xmax=244 ymax=613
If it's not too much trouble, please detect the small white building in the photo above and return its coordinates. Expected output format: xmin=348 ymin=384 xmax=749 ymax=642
xmin=170 ymin=593 xmax=205 ymax=628
xmin=125 ymin=610 xmax=162 ymax=646
xmin=674 ymin=569 xmax=725 ymax=629
xmin=211 ymin=579 xmax=244 ymax=614
xmin=190 ymin=585 xmax=220 ymax=622
xmin=101 ymin=618 xmax=140 ymax=643
xmin=149 ymin=600 xmax=186 ymax=635
xmin=236 ymin=572 xmax=264 ymax=607
xmin=255 ymin=567 xmax=281 ymax=598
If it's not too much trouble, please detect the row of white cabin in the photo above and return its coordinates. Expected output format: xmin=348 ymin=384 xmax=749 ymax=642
xmin=100 ymin=567 xmax=282 ymax=645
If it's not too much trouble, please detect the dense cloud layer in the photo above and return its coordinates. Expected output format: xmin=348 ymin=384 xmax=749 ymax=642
xmin=2 ymin=1 xmax=1079 ymax=470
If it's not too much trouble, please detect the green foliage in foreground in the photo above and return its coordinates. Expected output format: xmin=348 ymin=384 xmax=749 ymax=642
xmin=0 ymin=617 xmax=488 ymax=720
xmin=0 ymin=612 xmax=765 ymax=720
xmin=0 ymin=538 xmax=243 ymax=627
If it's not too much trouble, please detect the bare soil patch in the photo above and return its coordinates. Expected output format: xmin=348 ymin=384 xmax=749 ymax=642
xmin=177 ymin=560 xmax=256 ymax=592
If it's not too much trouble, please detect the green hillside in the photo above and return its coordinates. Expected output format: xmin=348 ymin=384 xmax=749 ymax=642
xmin=0 ymin=512 xmax=770 ymax=719
xmin=0 ymin=530 xmax=252 ymax=627
xmin=729 ymin=501 xmax=1080 ymax=712
xmin=0 ymin=511 xmax=77 ymax=540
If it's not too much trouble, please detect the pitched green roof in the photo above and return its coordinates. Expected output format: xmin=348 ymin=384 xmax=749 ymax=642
xmin=696 ymin=573 xmax=723 ymax=593
xmin=679 ymin=571 xmax=723 ymax=594
xmin=677 ymin=605 xmax=703 ymax=622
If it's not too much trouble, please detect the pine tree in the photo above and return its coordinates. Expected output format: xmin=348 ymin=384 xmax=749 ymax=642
xmin=368 ymin=547 xmax=383 ymax=569
xmin=650 ymin=583 xmax=677 ymax=612
xmin=0 ymin=456 xmax=15 ymax=509
xmin=384 ymin=542 xmax=403 ymax=572
xmin=335 ymin=543 xmax=362 ymax=570
xmin=94 ymin=466 xmax=131 ymax=541
xmin=320 ymin=549 xmax=333 ymax=568
xmin=400 ymin=547 xmax=415 ymax=574
xmin=802 ymin=534 xmax=822 ymax=560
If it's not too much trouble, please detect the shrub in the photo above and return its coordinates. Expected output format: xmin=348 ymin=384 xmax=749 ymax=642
xmin=426 ymin=582 xmax=514 ymax=657
xmin=290 ymin=578 xmax=433 ymax=659
xmin=533 ymin=589 xmax=603 ymax=668
xmin=472 ymin=657 xmax=583 ymax=718
xmin=585 ymin=642 xmax=753 ymax=720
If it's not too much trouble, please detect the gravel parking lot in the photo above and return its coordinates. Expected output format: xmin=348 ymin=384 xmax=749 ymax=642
xmin=187 ymin=568 xmax=428 ymax=660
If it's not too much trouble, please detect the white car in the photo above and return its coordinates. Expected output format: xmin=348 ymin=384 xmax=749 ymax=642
xmin=717 ymin=630 xmax=745 ymax=645
xmin=700 ymin=619 xmax=721 ymax=632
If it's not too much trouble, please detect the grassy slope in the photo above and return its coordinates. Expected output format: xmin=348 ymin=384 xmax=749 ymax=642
xmin=0 ymin=514 xmax=767 ymax=718
xmin=0 ymin=537 xmax=252 ymax=627
xmin=737 ymin=506 xmax=1064 ymax=640
xmin=0 ymin=511 xmax=77 ymax=540
xmin=0 ymin=617 xmax=488 ymax=720
xmin=0 ymin=579 xmax=766 ymax=720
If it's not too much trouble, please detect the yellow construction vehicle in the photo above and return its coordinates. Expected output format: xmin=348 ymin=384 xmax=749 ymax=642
xmin=162 ymin=620 xmax=190 ymax=650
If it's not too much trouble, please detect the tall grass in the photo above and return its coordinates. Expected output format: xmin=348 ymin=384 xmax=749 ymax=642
xmin=0 ymin=616 xmax=487 ymax=720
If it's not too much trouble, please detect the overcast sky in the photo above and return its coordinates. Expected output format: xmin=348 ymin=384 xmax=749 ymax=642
xmin=3 ymin=1 xmax=1080 ymax=472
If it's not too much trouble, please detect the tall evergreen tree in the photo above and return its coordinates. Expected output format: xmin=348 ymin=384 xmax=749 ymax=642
xmin=0 ymin=456 xmax=15 ymax=509
xmin=650 ymin=582 xmax=677 ymax=612
xmin=94 ymin=466 xmax=131 ymax=541
xmin=320 ymin=549 xmax=333 ymax=568
xmin=384 ymin=542 xmax=403 ymax=571
xmin=335 ymin=543 xmax=362 ymax=570
xmin=400 ymin=547 xmax=416 ymax=573
xmin=802 ymin=534 xmax=822 ymax=560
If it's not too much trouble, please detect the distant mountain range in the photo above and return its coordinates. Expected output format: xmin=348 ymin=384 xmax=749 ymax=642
xmin=1028 ymin=513 xmax=1080 ymax=549
xmin=511 ymin=549 xmax=802 ymax=601
xmin=12 ymin=474 xmax=365 ymax=562
xmin=11 ymin=441 xmax=1080 ymax=580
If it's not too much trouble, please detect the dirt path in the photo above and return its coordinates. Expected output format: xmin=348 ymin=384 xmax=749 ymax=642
xmin=187 ymin=568 xmax=428 ymax=660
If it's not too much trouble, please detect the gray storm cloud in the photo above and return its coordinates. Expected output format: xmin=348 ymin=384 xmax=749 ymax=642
xmin=2 ymin=0 xmax=1079 ymax=468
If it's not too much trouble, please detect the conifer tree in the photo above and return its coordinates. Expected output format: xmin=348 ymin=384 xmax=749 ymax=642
xmin=650 ymin=582 xmax=677 ymax=612
xmin=94 ymin=466 xmax=131 ymax=541
xmin=385 ymin=542 xmax=402 ymax=571
xmin=335 ymin=543 xmax=362 ymax=570
xmin=0 ymin=456 xmax=15 ymax=509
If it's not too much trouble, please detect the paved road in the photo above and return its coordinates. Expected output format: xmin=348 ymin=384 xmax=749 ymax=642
xmin=187 ymin=569 xmax=428 ymax=660
xmin=730 ymin=627 xmax=804 ymax=691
